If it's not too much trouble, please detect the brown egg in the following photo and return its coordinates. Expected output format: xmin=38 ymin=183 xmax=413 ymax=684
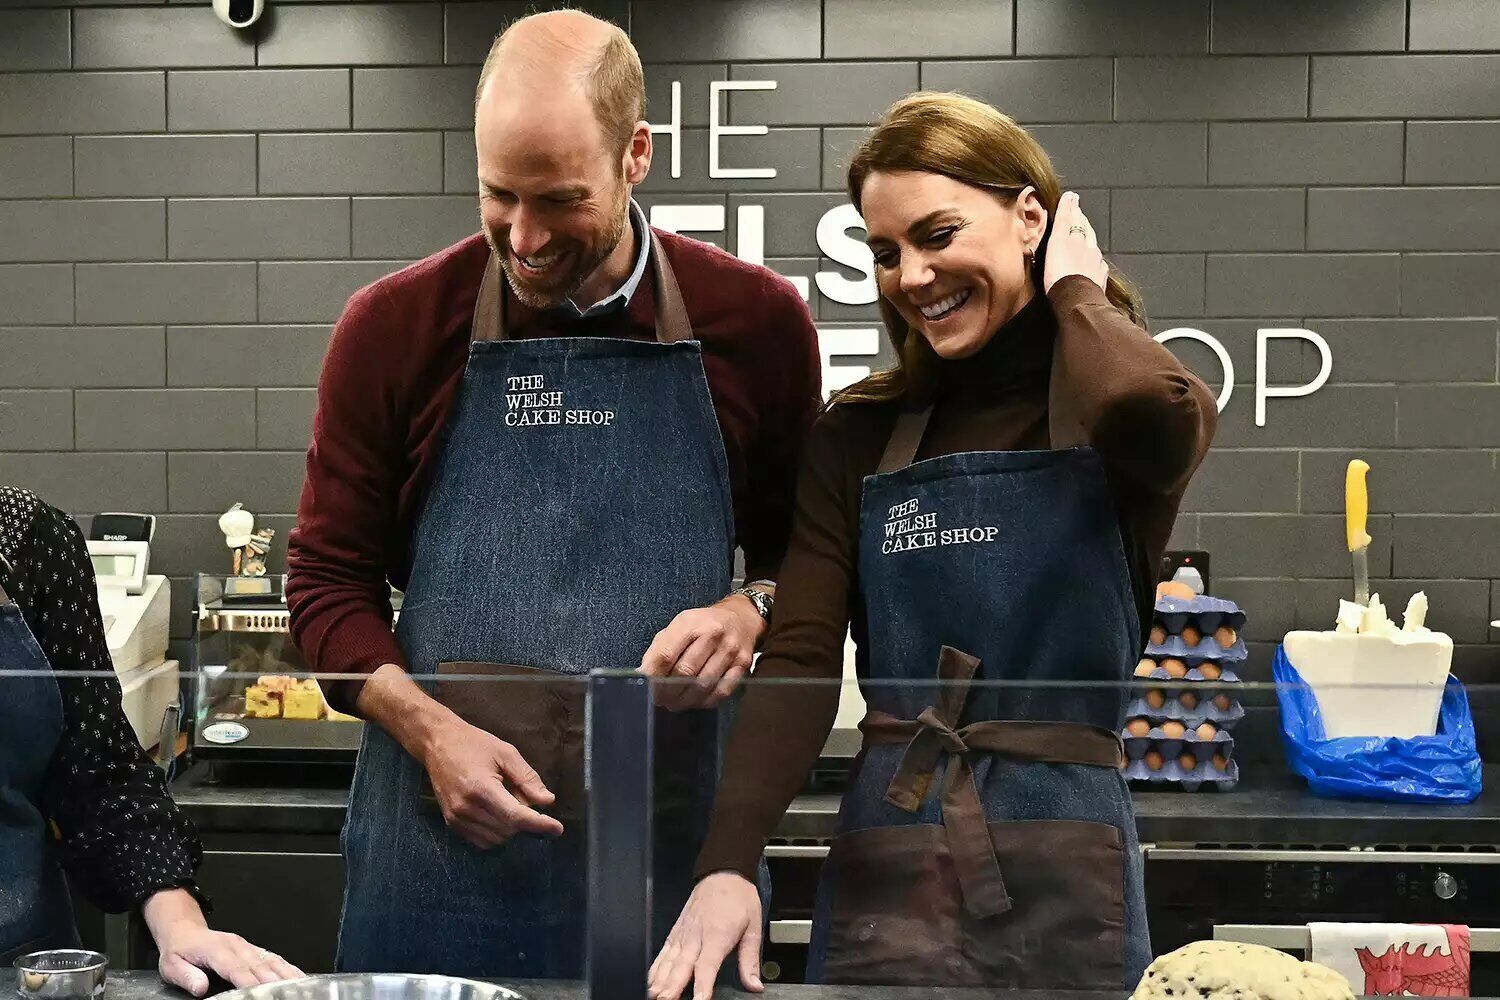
xmin=1135 ymin=658 xmax=1157 ymax=678
xmin=1157 ymin=580 xmax=1196 ymax=600
xmin=1196 ymin=722 xmax=1218 ymax=741
xmin=1149 ymin=624 xmax=1168 ymax=645
xmin=1125 ymin=718 xmax=1151 ymax=737
xmin=1160 ymin=720 xmax=1187 ymax=739
xmin=1213 ymin=693 xmax=1233 ymax=712
xmin=1215 ymin=626 xmax=1238 ymax=649
xmin=1145 ymin=689 xmax=1167 ymax=710
xmin=1198 ymin=662 xmax=1223 ymax=681
xmin=1162 ymin=658 xmax=1188 ymax=678
xmin=1179 ymin=691 xmax=1200 ymax=710
xmin=1144 ymin=750 xmax=1165 ymax=771
xmin=1181 ymin=625 xmax=1203 ymax=646
xmin=1178 ymin=752 xmax=1197 ymax=772
xmin=1212 ymin=753 xmax=1230 ymax=772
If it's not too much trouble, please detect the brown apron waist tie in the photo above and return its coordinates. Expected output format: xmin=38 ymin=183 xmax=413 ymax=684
xmin=857 ymin=646 xmax=1126 ymax=921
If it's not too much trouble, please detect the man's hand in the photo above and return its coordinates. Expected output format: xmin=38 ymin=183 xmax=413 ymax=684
xmin=638 ymin=592 xmax=767 ymax=711
xmin=144 ymin=889 xmax=303 ymax=998
xmin=648 ymin=872 xmax=764 ymax=1000
xmin=421 ymin=714 xmax=564 ymax=848
xmin=357 ymin=663 xmax=564 ymax=848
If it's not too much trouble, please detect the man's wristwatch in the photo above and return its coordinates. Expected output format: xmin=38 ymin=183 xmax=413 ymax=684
xmin=731 ymin=582 xmax=774 ymax=624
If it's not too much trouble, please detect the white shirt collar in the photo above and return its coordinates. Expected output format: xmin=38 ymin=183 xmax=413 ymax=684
xmin=558 ymin=199 xmax=651 ymax=319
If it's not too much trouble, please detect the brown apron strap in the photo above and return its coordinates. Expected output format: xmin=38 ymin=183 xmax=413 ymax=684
xmin=470 ymin=228 xmax=694 ymax=346
xmin=647 ymin=229 xmax=692 ymax=345
xmin=875 ymin=403 xmax=935 ymax=474
xmin=471 ymin=249 xmax=505 ymax=343
xmin=858 ymin=645 xmax=1126 ymax=920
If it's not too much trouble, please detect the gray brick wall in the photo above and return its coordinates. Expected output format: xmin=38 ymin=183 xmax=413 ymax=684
xmin=0 ymin=0 xmax=1496 ymax=690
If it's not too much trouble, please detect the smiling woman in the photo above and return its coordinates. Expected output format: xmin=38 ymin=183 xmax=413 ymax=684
xmin=843 ymin=91 xmax=1145 ymax=404
xmin=650 ymin=91 xmax=1219 ymax=997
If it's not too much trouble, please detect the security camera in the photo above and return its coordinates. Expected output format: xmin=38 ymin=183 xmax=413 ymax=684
xmin=213 ymin=0 xmax=264 ymax=29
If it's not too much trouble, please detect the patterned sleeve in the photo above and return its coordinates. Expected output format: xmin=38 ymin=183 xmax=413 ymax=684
xmin=13 ymin=497 xmax=207 ymax=913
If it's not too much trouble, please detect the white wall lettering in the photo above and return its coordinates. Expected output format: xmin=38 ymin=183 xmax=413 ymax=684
xmin=649 ymin=78 xmax=1337 ymax=425
xmin=1154 ymin=328 xmax=1236 ymax=412
xmin=709 ymin=80 xmax=777 ymax=179
xmin=1256 ymin=328 xmax=1332 ymax=428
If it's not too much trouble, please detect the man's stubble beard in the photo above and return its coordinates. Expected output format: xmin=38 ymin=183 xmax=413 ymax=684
xmin=490 ymin=182 xmax=631 ymax=310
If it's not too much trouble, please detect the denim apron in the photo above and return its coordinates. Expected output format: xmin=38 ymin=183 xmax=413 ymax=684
xmin=0 ymin=573 xmax=81 ymax=965
xmin=337 ymin=232 xmax=736 ymax=978
xmin=805 ymin=402 xmax=1150 ymax=988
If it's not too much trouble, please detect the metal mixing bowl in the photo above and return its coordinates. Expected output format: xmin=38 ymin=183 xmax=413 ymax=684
xmin=207 ymin=974 xmax=527 ymax=1000
xmin=13 ymin=949 xmax=108 ymax=1000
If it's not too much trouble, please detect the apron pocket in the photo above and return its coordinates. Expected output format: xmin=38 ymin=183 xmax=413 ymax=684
xmin=966 ymin=819 xmax=1126 ymax=990
xmin=427 ymin=661 xmax=586 ymax=823
xmin=822 ymin=823 xmax=965 ymax=986
xmin=822 ymin=818 xmax=1125 ymax=988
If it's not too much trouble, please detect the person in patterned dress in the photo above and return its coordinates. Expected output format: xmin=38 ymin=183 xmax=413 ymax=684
xmin=0 ymin=485 xmax=300 ymax=995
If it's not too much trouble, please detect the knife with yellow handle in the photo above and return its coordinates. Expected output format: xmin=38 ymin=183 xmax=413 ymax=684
xmin=1345 ymin=459 xmax=1372 ymax=606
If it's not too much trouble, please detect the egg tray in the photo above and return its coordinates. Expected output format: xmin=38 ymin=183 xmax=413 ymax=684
xmin=1123 ymin=729 xmax=1234 ymax=762
xmin=1124 ymin=690 xmax=1245 ymax=729
xmin=1143 ymin=635 xmax=1248 ymax=665
xmin=1132 ymin=664 xmax=1243 ymax=685
xmin=1153 ymin=595 xmax=1246 ymax=634
xmin=1125 ymin=755 xmax=1239 ymax=791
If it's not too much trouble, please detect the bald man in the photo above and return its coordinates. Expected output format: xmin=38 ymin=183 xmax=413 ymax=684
xmin=285 ymin=10 xmax=820 ymax=978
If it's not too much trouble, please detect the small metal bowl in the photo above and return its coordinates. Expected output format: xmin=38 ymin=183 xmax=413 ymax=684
xmin=13 ymin=950 xmax=108 ymax=1000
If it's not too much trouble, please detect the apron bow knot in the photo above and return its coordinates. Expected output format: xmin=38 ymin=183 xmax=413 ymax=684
xmin=858 ymin=646 xmax=1127 ymax=921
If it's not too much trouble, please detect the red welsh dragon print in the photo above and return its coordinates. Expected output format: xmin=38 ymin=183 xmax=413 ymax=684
xmin=1356 ymin=926 xmax=1471 ymax=996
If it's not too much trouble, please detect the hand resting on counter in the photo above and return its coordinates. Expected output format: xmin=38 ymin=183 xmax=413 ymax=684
xmin=143 ymin=888 xmax=303 ymax=997
xmin=648 ymin=871 xmax=764 ymax=1000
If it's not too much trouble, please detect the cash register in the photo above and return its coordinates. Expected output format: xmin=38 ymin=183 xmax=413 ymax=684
xmin=87 ymin=512 xmax=177 ymax=749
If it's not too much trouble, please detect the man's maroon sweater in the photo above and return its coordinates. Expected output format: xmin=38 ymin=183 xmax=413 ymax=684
xmin=285 ymin=228 xmax=823 ymax=712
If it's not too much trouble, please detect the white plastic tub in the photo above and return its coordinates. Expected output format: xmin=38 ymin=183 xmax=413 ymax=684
xmin=118 ymin=658 xmax=179 ymax=750
xmin=1281 ymin=631 xmax=1452 ymax=739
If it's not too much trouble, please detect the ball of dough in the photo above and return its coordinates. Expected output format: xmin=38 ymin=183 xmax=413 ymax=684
xmin=1126 ymin=718 xmax=1151 ymax=737
xmin=1150 ymin=624 xmax=1168 ymax=645
xmin=1136 ymin=658 xmax=1158 ymax=677
xmin=1181 ymin=625 xmax=1203 ymax=646
xmin=1162 ymin=658 xmax=1189 ymax=678
xmin=1160 ymin=720 xmax=1187 ymax=739
xmin=1215 ymin=625 xmax=1238 ymax=649
xmin=1131 ymin=940 xmax=1354 ymax=1000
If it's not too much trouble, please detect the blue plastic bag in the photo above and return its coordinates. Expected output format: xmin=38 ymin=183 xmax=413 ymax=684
xmin=1273 ymin=645 xmax=1482 ymax=803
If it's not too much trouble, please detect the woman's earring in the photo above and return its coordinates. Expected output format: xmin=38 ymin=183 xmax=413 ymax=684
xmin=1023 ymin=243 xmax=1035 ymax=269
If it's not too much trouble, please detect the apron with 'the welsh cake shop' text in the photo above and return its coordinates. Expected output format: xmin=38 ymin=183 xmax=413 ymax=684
xmin=339 ymin=233 xmax=738 ymax=978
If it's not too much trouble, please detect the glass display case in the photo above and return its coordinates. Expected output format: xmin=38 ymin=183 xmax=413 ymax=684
xmin=189 ymin=573 xmax=390 ymax=761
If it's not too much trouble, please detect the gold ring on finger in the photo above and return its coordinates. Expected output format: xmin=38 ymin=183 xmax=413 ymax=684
xmin=1068 ymin=225 xmax=1087 ymax=235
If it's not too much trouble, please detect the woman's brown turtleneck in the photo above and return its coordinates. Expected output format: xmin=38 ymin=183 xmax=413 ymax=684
xmin=694 ymin=274 xmax=1218 ymax=881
